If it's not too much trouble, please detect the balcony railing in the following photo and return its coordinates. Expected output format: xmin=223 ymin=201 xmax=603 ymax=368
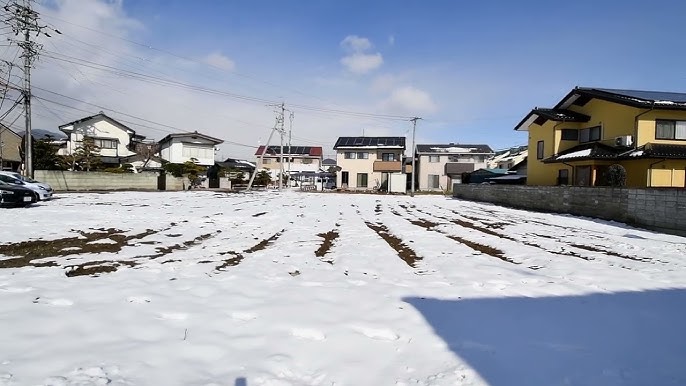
xmin=373 ymin=160 xmax=402 ymax=172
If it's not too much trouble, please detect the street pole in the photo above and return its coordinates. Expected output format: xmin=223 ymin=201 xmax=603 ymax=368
xmin=23 ymin=22 xmax=32 ymax=178
xmin=410 ymin=117 xmax=421 ymax=197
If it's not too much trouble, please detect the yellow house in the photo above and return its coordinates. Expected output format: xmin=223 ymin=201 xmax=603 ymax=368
xmin=515 ymin=87 xmax=686 ymax=188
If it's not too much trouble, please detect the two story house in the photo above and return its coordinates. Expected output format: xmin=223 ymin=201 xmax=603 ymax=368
xmin=487 ymin=145 xmax=528 ymax=170
xmin=515 ymin=87 xmax=686 ymax=188
xmin=415 ymin=143 xmax=494 ymax=190
xmin=0 ymin=124 xmax=22 ymax=171
xmin=158 ymin=131 xmax=223 ymax=166
xmin=255 ymin=146 xmax=323 ymax=180
xmin=334 ymin=136 xmax=405 ymax=191
xmin=58 ymin=113 xmax=145 ymax=166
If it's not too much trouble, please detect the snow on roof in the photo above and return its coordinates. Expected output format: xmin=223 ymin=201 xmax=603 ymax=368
xmin=238 ymin=160 xmax=256 ymax=167
xmin=628 ymin=150 xmax=644 ymax=157
xmin=430 ymin=146 xmax=477 ymax=153
xmin=556 ymin=148 xmax=592 ymax=160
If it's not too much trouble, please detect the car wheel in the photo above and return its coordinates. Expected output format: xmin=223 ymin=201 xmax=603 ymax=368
xmin=34 ymin=193 xmax=40 ymax=202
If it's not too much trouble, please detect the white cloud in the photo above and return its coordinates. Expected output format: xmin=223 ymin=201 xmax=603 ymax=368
xmin=340 ymin=35 xmax=372 ymax=52
xmin=339 ymin=35 xmax=383 ymax=74
xmin=388 ymin=35 xmax=395 ymax=46
xmin=204 ymin=52 xmax=235 ymax=71
xmin=382 ymin=86 xmax=437 ymax=114
xmin=340 ymin=53 xmax=383 ymax=75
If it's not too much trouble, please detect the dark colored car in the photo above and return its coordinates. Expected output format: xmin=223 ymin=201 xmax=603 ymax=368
xmin=0 ymin=180 xmax=36 ymax=208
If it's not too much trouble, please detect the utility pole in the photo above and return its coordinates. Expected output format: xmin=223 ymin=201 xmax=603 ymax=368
xmin=409 ymin=117 xmax=421 ymax=197
xmin=277 ymin=102 xmax=285 ymax=190
xmin=287 ymin=111 xmax=293 ymax=187
xmin=5 ymin=0 xmax=60 ymax=178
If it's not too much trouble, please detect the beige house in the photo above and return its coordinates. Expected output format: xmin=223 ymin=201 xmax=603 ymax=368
xmin=334 ymin=136 xmax=405 ymax=190
xmin=415 ymin=143 xmax=494 ymax=190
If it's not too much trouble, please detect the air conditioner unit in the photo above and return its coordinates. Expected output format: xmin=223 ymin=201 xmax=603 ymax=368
xmin=614 ymin=135 xmax=633 ymax=147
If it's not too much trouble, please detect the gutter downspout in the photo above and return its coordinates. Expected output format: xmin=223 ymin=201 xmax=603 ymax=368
xmin=562 ymin=161 xmax=574 ymax=185
xmin=634 ymin=103 xmax=654 ymax=150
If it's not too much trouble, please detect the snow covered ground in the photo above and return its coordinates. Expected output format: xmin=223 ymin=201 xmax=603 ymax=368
xmin=1 ymin=190 xmax=685 ymax=386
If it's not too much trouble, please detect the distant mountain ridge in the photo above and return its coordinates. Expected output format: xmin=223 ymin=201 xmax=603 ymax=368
xmin=15 ymin=129 xmax=66 ymax=139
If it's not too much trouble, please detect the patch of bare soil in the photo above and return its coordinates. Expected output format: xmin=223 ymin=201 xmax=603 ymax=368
xmin=152 ymin=231 xmax=220 ymax=258
xmin=375 ymin=201 xmax=382 ymax=214
xmin=0 ymin=228 xmax=137 ymax=269
xmin=365 ymin=222 xmax=421 ymax=268
xmin=65 ymin=260 xmax=138 ymax=277
xmin=315 ymin=230 xmax=339 ymax=264
xmin=252 ymin=212 xmax=267 ymax=217
xmin=215 ymin=230 xmax=285 ymax=271
xmin=570 ymin=243 xmax=650 ymax=262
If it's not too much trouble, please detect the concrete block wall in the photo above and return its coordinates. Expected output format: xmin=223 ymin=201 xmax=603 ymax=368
xmin=452 ymin=184 xmax=686 ymax=237
xmin=34 ymin=170 xmax=186 ymax=191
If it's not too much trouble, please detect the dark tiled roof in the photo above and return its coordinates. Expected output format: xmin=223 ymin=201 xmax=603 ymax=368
xmin=543 ymin=142 xmax=622 ymax=163
xmin=514 ymin=108 xmax=591 ymax=131
xmin=333 ymin=136 xmax=405 ymax=149
xmin=556 ymin=87 xmax=686 ymax=111
xmin=159 ymin=131 xmax=223 ymax=145
xmin=532 ymin=108 xmax=591 ymax=122
xmin=620 ymin=143 xmax=686 ymax=159
xmin=416 ymin=143 xmax=493 ymax=154
xmin=59 ymin=112 xmax=142 ymax=139
xmin=322 ymin=158 xmax=337 ymax=165
xmin=255 ymin=146 xmax=323 ymax=156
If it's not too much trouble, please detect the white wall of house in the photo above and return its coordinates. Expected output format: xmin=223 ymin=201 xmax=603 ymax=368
xmin=159 ymin=137 xmax=217 ymax=166
xmin=58 ymin=118 xmax=136 ymax=158
xmin=417 ymin=153 xmax=489 ymax=191
xmin=336 ymin=148 xmax=403 ymax=190
xmin=257 ymin=155 xmax=322 ymax=173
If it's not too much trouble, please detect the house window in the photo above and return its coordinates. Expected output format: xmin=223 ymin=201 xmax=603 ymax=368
xmin=302 ymin=158 xmax=313 ymax=164
xmin=579 ymin=126 xmax=601 ymax=143
xmin=428 ymin=174 xmax=440 ymax=189
xmin=561 ymin=129 xmax=579 ymax=141
xmin=536 ymin=140 xmax=544 ymax=160
xmin=429 ymin=155 xmax=440 ymax=163
xmin=344 ymin=152 xmax=356 ymax=159
xmin=356 ymin=152 xmax=369 ymax=159
xmin=356 ymin=173 xmax=368 ymax=188
xmin=656 ymin=120 xmax=686 ymax=140
xmin=182 ymin=145 xmax=213 ymax=159
xmin=557 ymin=169 xmax=569 ymax=185
xmin=93 ymin=139 xmax=117 ymax=149
xmin=263 ymin=158 xmax=272 ymax=164
xmin=381 ymin=153 xmax=396 ymax=161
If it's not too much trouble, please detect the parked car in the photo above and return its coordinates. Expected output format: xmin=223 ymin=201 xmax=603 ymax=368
xmin=0 ymin=180 xmax=36 ymax=207
xmin=0 ymin=172 xmax=53 ymax=201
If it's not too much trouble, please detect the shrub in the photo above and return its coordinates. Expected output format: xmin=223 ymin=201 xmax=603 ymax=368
xmin=605 ymin=164 xmax=627 ymax=187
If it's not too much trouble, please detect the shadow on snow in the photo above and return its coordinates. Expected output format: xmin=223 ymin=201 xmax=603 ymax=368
xmin=404 ymin=288 xmax=686 ymax=386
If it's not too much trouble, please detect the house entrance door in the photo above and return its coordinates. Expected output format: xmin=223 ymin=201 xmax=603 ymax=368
xmin=341 ymin=171 xmax=349 ymax=188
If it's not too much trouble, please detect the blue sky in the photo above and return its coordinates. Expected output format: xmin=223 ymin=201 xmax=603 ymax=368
xmin=7 ymin=0 xmax=686 ymax=158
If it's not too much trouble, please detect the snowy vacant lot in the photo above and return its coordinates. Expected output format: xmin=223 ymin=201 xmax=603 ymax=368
xmin=1 ymin=191 xmax=685 ymax=386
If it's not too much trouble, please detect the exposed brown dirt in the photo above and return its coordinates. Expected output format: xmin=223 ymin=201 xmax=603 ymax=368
xmin=65 ymin=260 xmax=138 ymax=277
xmin=215 ymin=230 xmax=285 ymax=271
xmin=252 ymin=212 xmax=267 ymax=217
xmin=365 ymin=222 xmax=421 ymax=268
xmin=152 ymin=232 xmax=219 ymax=258
xmin=570 ymin=243 xmax=650 ymax=262
xmin=315 ymin=230 xmax=339 ymax=261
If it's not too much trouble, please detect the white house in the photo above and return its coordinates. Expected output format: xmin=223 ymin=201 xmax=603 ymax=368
xmin=158 ymin=131 xmax=223 ymax=166
xmin=57 ymin=113 xmax=145 ymax=165
xmin=255 ymin=145 xmax=324 ymax=182
xmin=334 ymin=136 xmax=406 ymax=192
xmin=415 ymin=143 xmax=494 ymax=191
xmin=487 ymin=145 xmax=528 ymax=170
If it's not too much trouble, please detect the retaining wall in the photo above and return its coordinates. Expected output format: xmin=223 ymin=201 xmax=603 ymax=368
xmin=34 ymin=170 xmax=186 ymax=191
xmin=452 ymin=184 xmax=686 ymax=236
